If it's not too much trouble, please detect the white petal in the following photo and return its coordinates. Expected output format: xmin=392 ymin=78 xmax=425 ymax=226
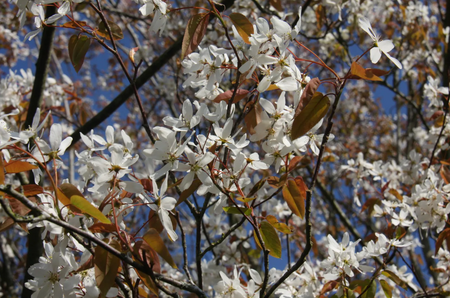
xmin=378 ymin=40 xmax=394 ymax=53
xmin=276 ymin=77 xmax=298 ymax=91
xmin=49 ymin=124 xmax=62 ymax=151
xmin=383 ymin=52 xmax=403 ymax=69
xmin=369 ymin=47 xmax=382 ymax=64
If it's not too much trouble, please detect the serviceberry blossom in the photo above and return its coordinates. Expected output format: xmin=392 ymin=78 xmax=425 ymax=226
xmin=358 ymin=16 xmax=402 ymax=69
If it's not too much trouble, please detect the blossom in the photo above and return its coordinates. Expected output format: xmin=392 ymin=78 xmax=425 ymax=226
xmin=358 ymin=17 xmax=402 ymax=69
xmin=147 ymin=174 xmax=178 ymax=241
xmin=31 ymin=123 xmax=72 ymax=165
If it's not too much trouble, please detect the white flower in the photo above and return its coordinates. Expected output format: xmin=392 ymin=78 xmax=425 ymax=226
xmin=31 ymin=123 xmax=72 ymax=165
xmin=358 ymin=17 xmax=402 ymax=69
xmin=148 ymin=174 xmax=178 ymax=241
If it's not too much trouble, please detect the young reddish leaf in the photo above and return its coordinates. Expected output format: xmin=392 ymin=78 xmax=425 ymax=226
xmin=181 ymin=13 xmax=210 ymax=60
xmin=388 ymin=189 xmax=403 ymax=202
xmin=350 ymin=62 xmax=383 ymax=81
xmin=132 ymin=241 xmax=159 ymax=295
xmin=296 ymin=78 xmax=321 ymax=116
xmin=288 ymin=156 xmax=303 ymax=173
xmin=143 ymin=228 xmax=177 ymax=269
xmin=62 ymin=21 xmax=88 ymax=28
xmin=245 ymin=101 xmax=262 ymax=135
xmin=148 ymin=210 xmax=164 ymax=233
xmin=368 ymin=68 xmax=390 ymax=77
xmin=223 ymin=206 xmax=252 ymax=215
xmin=0 ymin=152 xmax=4 ymax=184
xmin=291 ymin=92 xmax=330 ymax=140
xmin=95 ymin=242 xmax=121 ymax=298
xmin=379 ymin=280 xmax=392 ymax=298
xmin=55 ymin=187 xmax=73 ymax=208
xmin=89 ymin=223 xmax=116 ymax=233
xmin=294 ymin=176 xmax=308 ymax=200
xmin=71 ymin=195 xmax=111 ymax=224
xmin=97 ymin=20 xmax=124 ymax=40
xmin=282 ymin=179 xmax=305 ymax=219
xmin=320 ymin=280 xmax=339 ymax=295
xmin=360 ymin=198 xmax=381 ymax=214
xmin=229 ymin=13 xmax=254 ymax=44
xmin=266 ymin=215 xmax=292 ymax=234
xmin=260 ymin=221 xmax=282 ymax=258
xmin=19 ymin=184 xmax=44 ymax=197
xmin=267 ymin=174 xmax=287 ymax=188
xmin=381 ymin=270 xmax=407 ymax=290
xmin=213 ymin=89 xmax=249 ymax=103
xmin=440 ymin=165 xmax=450 ymax=184
xmin=68 ymin=34 xmax=91 ymax=73
xmin=176 ymin=178 xmax=202 ymax=206
xmin=4 ymin=160 xmax=38 ymax=173
xmin=270 ymin=0 xmax=283 ymax=11
xmin=435 ymin=228 xmax=450 ymax=255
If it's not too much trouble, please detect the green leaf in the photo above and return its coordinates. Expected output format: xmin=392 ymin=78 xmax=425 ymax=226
xmin=181 ymin=13 xmax=210 ymax=60
xmin=229 ymin=13 xmax=254 ymax=44
xmin=97 ymin=20 xmax=124 ymax=40
xmin=236 ymin=196 xmax=256 ymax=203
xmin=260 ymin=221 xmax=282 ymax=258
xmin=282 ymin=179 xmax=305 ymax=219
xmin=68 ymin=34 xmax=90 ymax=73
xmin=143 ymin=228 xmax=177 ymax=269
xmin=71 ymin=195 xmax=111 ymax=224
xmin=379 ymin=280 xmax=392 ymax=298
xmin=95 ymin=241 xmax=120 ymax=298
xmin=266 ymin=215 xmax=293 ymax=234
xmin=223 ymin=206 xmax=252 ymax=215
xmin=382 ymin=270 xmax=407 ymax=290
xmin=291 ymin=92 xmax=330 ymax=140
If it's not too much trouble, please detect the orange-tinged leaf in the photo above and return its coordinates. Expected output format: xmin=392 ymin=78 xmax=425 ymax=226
xmin=440 ymin=165 xmax=450 ymax=184
xmin=296 ymin=78 xmax=321 ymax=115
xmin=4 ymin=160 xmax=38 ymax=173
xmin=95 ymin=241 xmax=121 ymax=298
xmin=62 ymin=21 xmax=88 ymax=28
xmin=270 ymin=0 xmax=283 ymax=11
xmin=229 ymin=13 xmax=254 ymax=44
xmin=266 ymin=84 xmax=279 ymax=91
xmin=148 ymin=210 xmax=164 ymax=233
xmin=0 ymin=152 xmax=4 ymax=184
xmin=19 ymin=184 xmax=44 ymax=197
xmin=97 ymin=20 xmax=124 ymax=40
xmin=182 ymin=13 xmax=210 ymax=59
xmin=213 ymin=89 xmax=249 ymax=103
xmin=291 ymin=92 xmax=330 ymax=140
xmin=267 ymin=174 xmax=287 ymax=188
xmin=388 ymin=189 xmax=403 ymax=202
xmin=260 ymin=221 xmax=282 ymax=258
xmin=266 ymin=215 xmax=292 ymax=234
xmin=350 ymin=62 xmax=383 ymax=81
xmin=282 ymin=179 xmax=305 ymax=219
xmin=245 ymin=101 xmax=262 ymax=135
xmin=55 ymin=187 xmax=73 ymax=208
xmin=68 ymin=34 xmax=90 ymax=73
xmin=71 ymin=195 xmax=111 ymax=224
xmin=89 ymin=223 xmax=117 ymax=233
xmin=132 ymin=241 xmax=159 ymax=295
xmin=143 ymin=228 xmax=177 ymax=269
xmin=288 ymin=156 xmax=303 ymax=173
xmin=435 ymin=228 xmax=450 ymax=255
xmin=360 ymin=198 xmax=381 ymax=214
